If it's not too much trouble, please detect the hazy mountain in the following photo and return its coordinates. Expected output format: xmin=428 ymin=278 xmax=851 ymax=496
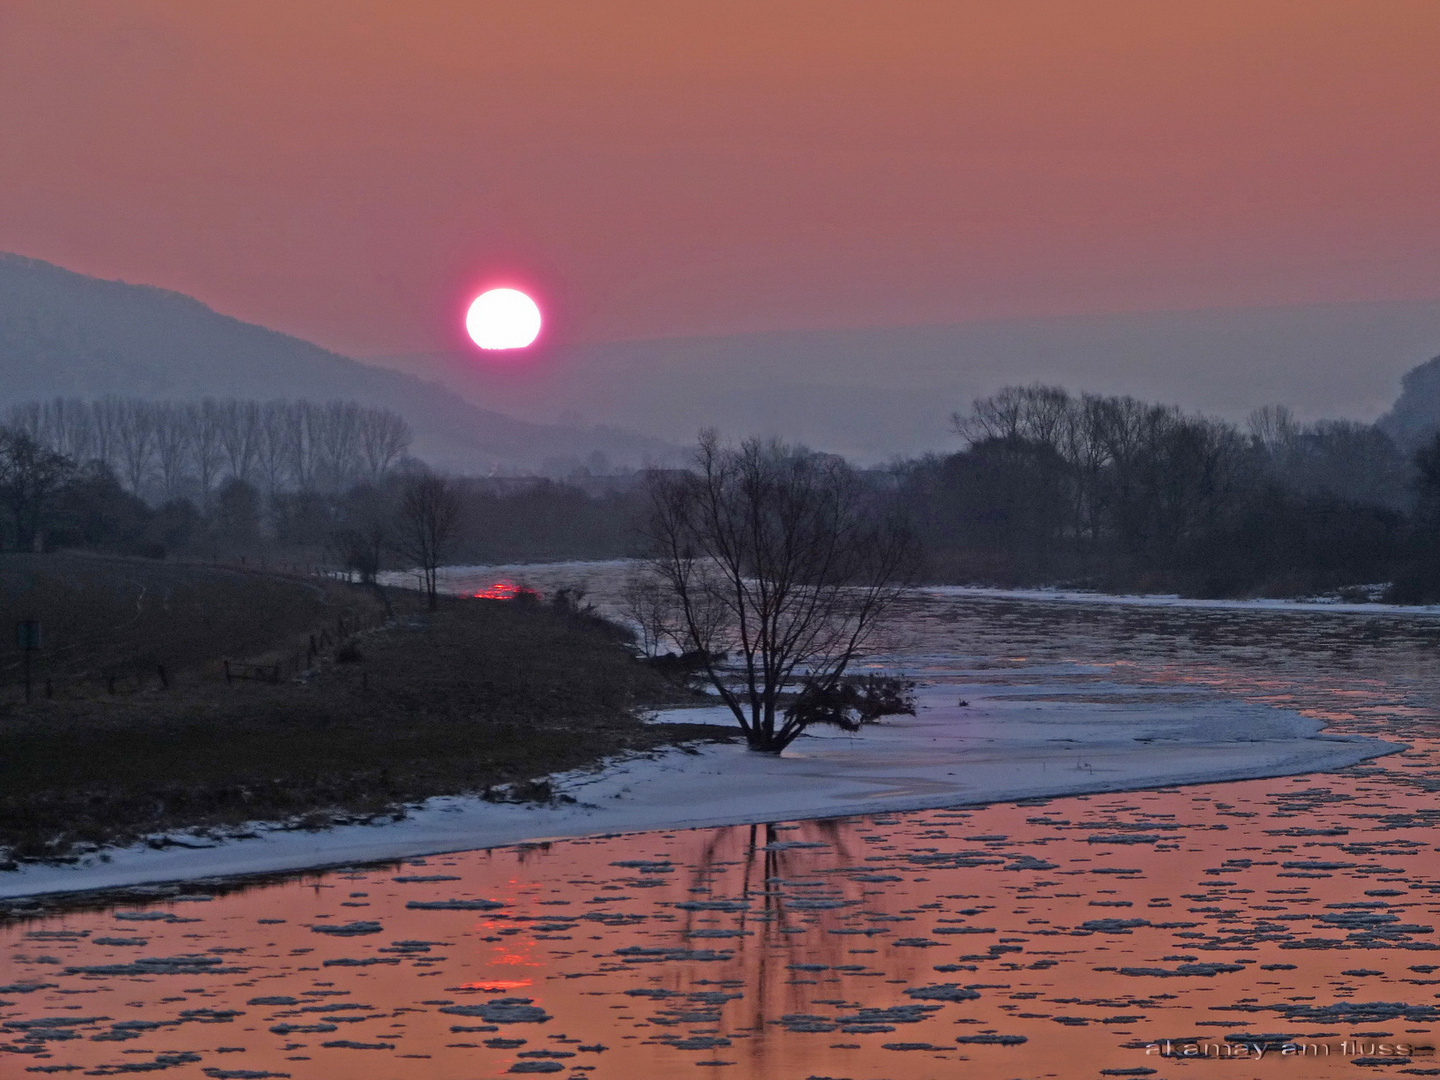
xmin=379 ymin=301 xmax=1440 ymax=461
xmin=0 ymin=253 xmax=679 ymax=474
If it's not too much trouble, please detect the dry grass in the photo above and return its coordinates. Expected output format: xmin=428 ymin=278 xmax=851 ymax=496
xmin=0 ymin=552 xmax=368 ymax=692
xmin=0 ymin=562 xmax=716 ymax=866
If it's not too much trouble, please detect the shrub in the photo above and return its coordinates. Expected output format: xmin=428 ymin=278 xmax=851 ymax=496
xmin=785 ymin=674 xmax=918 ymax=732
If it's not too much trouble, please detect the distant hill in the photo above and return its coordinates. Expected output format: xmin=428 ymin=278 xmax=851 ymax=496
xmin=1379 ymin=353 xmax=1440 ymax=447
xmin=0 ymin=253 xmax=678 ymax=474
xmin=379 ymin=301 xmax=1440 ymax=461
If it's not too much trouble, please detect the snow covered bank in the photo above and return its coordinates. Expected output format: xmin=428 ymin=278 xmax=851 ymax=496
xmin=0 ymin=681 xmax=1397 ymax=902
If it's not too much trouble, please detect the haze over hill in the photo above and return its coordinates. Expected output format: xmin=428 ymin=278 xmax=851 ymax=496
xmin=0 ymin=254 xmax=678 ymax=475
xmin=379 ymin=301 xmax=1440 ymax=461
xmin=6 ymin=253 xmax=1440 ymax=467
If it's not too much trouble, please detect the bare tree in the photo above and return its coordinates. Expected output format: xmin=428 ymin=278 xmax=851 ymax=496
xmin=115 ymin=400 xmax=157 ymax=496
xmin=640 ymin=432 xmax=916 ymax=753
xmin=330 ymin=484 xmax=392 ymax=584
xmin=90 ymin=398 xmax=122 ymax=474
xmin=288 ymin=401 xmax=317 ymax=492
xmin=619 ymin=569 xmax=678 ymax=658
xmin=390 ymin=472 xmax=462 ymax=609
xmin=152 ymin=403 xmax=193 ymax=500
xmin=219 ymin=399 xmax=261 ymax=485
xmin=188 ymin=399 xmax=227 ymax=510
xmin=359 ymin=407 xmax=413 ymax=480
xmin=0 ymin=428 xmax=76 ymax=551
xmin=1248 ymin=404 xmax=1299 ymax=458
xmin=34 ymin=398 xmax=95 ymax=463
xmin=313 ymin=400 xmax=361 ymax=492
xmin=256 ymin=400 xmax=294 ymax=501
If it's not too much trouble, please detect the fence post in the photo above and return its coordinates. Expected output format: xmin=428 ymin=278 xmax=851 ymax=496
xmin=157 ymin=664 xmax=169 ymax=690
xmin=224 ymin=659 xmax=232 ymax=684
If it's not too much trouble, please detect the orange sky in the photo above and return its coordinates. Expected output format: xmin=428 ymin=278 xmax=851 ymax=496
xmin=1 ymin=1 xmax=1437 ymax=356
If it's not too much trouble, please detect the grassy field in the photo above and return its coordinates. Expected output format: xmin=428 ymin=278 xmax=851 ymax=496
xmin=0 ymin=555 xmax=715 ymax=866
xmin=0 ymin=552 xmax=369 ymax=692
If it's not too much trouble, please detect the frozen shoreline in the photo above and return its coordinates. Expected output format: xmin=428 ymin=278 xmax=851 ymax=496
xmin=0 ymin=682 xmax=1399 ymax=903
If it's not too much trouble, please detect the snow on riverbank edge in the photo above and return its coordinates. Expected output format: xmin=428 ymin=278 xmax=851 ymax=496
xmin=0 ymin=684 xmax=1400 ymax=903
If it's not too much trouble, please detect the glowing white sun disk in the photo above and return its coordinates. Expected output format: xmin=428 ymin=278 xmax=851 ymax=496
xmin=466 ymin=288 xmax=541 ymax=350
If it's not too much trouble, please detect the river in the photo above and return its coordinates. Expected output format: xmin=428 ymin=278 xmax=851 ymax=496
xmin=4 ymin=570 xmax=1440 ymax=1078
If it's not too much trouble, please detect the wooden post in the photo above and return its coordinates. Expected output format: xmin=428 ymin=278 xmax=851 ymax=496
xmin=224 ymin=659 xmax=232 ymax=684
xmin=157 ymin=664 xmax=169 ymax=690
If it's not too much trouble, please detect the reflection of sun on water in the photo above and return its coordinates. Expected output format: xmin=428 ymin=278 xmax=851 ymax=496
xmin=457 ymin=979 xmax=532 ymax=991
xmin=472 ymin=580 xmax=527 ymax=600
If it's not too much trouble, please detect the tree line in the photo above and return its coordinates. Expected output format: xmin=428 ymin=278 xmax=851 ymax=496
xmin=6 ymin=385 xmax=1440 ymax=603
xmin=0 ymin=397 xmax=409 ymax=554
xmin=4 ymin=397 xmax=413 ymax=506
xmin=0 ymin=398 xmax=644 ymax=585
xmin=898 ymin=384 xmax=1439 ymax=599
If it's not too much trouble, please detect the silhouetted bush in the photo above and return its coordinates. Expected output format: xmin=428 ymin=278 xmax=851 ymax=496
xmin=785 ymin=675 xmax=918 ymax=732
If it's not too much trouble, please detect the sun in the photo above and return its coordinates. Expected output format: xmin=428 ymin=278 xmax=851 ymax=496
xmin=465 ymin=288 xmax=542 ymax=350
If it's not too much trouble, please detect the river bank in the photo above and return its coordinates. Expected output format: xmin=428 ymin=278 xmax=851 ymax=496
xmin=4 ymin=564 xmax=1426 ymax=901
xmin=0 ymin=674 xmax=1396 ymax=902
xmin=0 ymin=586 xmax=712 ymax=876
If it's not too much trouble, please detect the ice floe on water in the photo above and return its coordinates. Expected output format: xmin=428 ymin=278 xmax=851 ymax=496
xmin=6 ymin=762 xmax=1440 ymax=1079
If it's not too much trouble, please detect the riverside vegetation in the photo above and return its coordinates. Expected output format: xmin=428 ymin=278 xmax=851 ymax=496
xmin=0 ymin=555 xmax=715 ymax=868
xmin=8 ymin=384 xmax=1440 ymax=601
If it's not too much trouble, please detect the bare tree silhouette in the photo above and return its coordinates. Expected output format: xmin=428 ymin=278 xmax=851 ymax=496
xmin=641 ymin=431 xmax=915 ymax=753
xmin=390 ymin=472 xmax=462 ymax=610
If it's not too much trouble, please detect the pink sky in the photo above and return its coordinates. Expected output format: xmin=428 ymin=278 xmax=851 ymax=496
xmin=1 ymin=1 xmax=1437 ymax=357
